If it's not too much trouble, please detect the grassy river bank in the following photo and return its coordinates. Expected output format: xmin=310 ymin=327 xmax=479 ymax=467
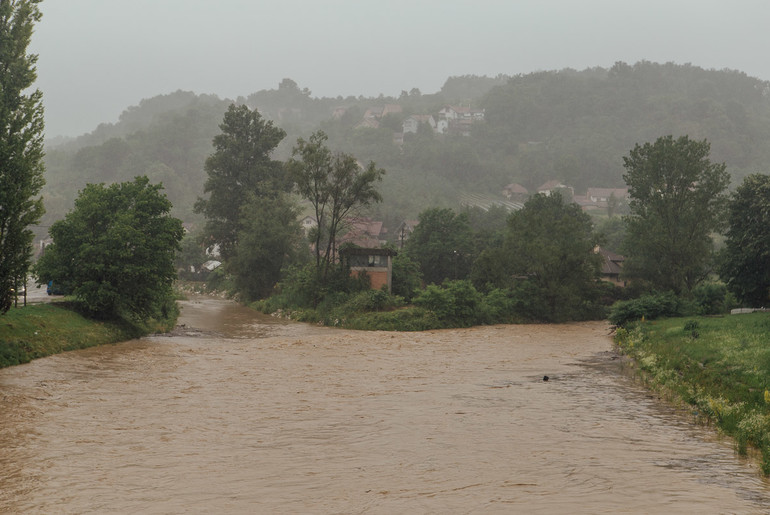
xmin=0 ymin=302 xmax=176 ymax=368
xmin=615 ymin=311 xmax=770 ymax=474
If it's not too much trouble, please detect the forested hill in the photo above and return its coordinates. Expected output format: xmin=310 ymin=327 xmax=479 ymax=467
xmin=40 ymin=62 xmax=770 ymax=232
xmin=478 ymin=61 xmax=770 ymax=191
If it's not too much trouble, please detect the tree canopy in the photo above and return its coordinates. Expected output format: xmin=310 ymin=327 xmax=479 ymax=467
xmin=194 ymin=104 xmax=287 ymax=260
xmin=0 ymin=0 xmax=45 ymax=313
xmin=229 ymin=193 xmax=305 ymax=300
xmin=287 ymin=130 xmax=385 ymax=279
xmin=621 ymin=135 xmax=729 ymax=295
xmin=719 ymin=174 xmax=770 ymax=306
xmin=35 ymin=176 xmax=183 ymax=320
xmin=403 ymin=207 xmax=474 ymax=285
xmin=501 ymin=193 xmax=602 ymax=322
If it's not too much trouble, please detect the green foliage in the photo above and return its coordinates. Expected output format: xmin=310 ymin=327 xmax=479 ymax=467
xmin=692 ymin=282 xmax=735 ymax=315
xmin=265 ymin=263 xmax=361 ymax=311
xmin=622 ymin=135 xmax=730 ymax=295
xmin=500 ymin=193 xmax=604 ymax=322
xmin=413 ymin=280 xmax=483 ymax=327
xmin=478 ymin=287 xmax=518 ymax=324
xmin=470 ymin=247 xmax=509 ymax=292
xmin=390 ymin=253 xmax=422 ymax=301
xmin=613 ymin=313 xmax=770 ymax=474
xmin=0 ymin=302 xmax=175 ymax=368
xmin=608 ymin=291 xmax=687 ymax=326
xmin=175 ymin=230 xmax=210 ymax=280
xmin=194 ymin=104 xmax=287 ymax=260
xmin=34 ymin=176 xmax=183 ymax=321
xmin=229 ymin=194 xmax=305 ymax=301
xmin=0 ymin=0 xmax=45 ymax=314
xmin=482 ymin=62 xmax=770 ymax=193
xmin=719 ymin=174 xmax=770 ymax=307
xmin=38 ymin=63 xmax=770 ymax=241
xmin=287 ymin=130 xmax=385 ymax=280
xmin=43 ymin=92 xmax=231 ymax=224
xmin=594 ymin=216 xmax=627 ymax=254
xmin=404 ymin=207 xmax=474 ymax=285
xmin=342 ymin=307 xmax=440 ymax=331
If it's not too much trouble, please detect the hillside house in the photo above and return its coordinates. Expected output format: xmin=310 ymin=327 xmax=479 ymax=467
xmin=337 ymin=218 xmax=388 ymax=248
xmin=402 ymin=114 xmax=436 ymax=134
xmin=438 ymin=105 xmax=485 ymax=122
xmin=502 ymin=183 xmax=529 ymax=201
xmin=586 ymin=187 xmax=629 ymax=205
xmin=596 ymin=247 xmax=625 ymax=286
xmin=537 ymin=180 xmax=574 ymax=197
xmin=300 ymin=215 xmax=317 ymax=234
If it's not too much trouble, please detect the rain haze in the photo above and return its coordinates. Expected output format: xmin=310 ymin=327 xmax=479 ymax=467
xmin=31 ymin=0 xmax=770 ymax=138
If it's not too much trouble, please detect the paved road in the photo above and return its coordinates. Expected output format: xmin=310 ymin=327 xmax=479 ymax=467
xmin=16 ymin=278 xmax=57 ymax=305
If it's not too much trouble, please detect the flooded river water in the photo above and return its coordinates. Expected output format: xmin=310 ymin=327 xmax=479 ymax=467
xmin=2 ymin=297 xmax=770 ymax=513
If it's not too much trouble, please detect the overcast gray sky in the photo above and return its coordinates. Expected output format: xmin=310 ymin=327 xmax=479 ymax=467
xmin=30 ymin=0 xmax=770 ymax=137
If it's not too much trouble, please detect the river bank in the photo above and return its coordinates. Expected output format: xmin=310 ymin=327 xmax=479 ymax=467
xmin=0 ymin=302 xmax=176 ymax=368
xmin=615 ymin=311 xmax=770 ymax=474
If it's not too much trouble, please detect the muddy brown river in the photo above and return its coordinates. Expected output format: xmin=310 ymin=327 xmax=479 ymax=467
xmin=2 ymin=297 xmax=770 ymax=513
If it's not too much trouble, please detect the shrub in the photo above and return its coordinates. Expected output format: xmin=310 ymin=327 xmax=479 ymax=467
xmin=608 ymin=291 xmax=686 ymax=326
xmin=478 ymin=287 xmax=517 ymax=324
xmin=692 ymin=282 xmax=734 ymax=315
xmin=413 ymin=280 xmax=483 ymax=327
xmin=344 ymin=307 xmax=440 ymax=331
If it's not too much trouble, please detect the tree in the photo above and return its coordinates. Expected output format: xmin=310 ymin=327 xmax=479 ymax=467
xmin=719 ymin=174 xmax=770 ymax=306
xmin=35 ymin=176 xmax=183 ymax=320
xmin=0 ymin=0 xmax=45 ymax=314
xmin=403 ymin=207 xmax=474 ymax=285
xmin=228 ymin=193 xmax=305 ymax=301
xmin=287 ymin=130 xmax=384 ymax=280
xmin=502 ymin=193 xmax=602 ymax=322
xmin=194 ymin=104 xmax=287 ymax=260
xmin=622 ymin=135 xmax=729 ymax=295
xmin=391 ymin=252 xmax=422 ymax=301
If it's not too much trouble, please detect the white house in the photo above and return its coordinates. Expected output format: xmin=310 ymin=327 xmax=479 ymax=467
xmin=402 ymin=114 xmax=436 ymax=134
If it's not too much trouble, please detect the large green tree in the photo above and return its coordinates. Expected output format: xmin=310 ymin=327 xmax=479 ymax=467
xmin=719 ymin=174 xmax=770 ymax=306
xmin=0 ymin=0 xmax=45 ymax=313
xmin=228 ymin=193 xmax=305 ymax=300
xmin=194 ymin=104 xmax=287 ymax=260
xmin=287 ymin=130 xmax=384 ymax=280
xmin=501 ymin=193 xmax=602 ymax=322
xmin=35 ymin=176 xmax=183 ymax=320
xmin=622 ymin=135 xmax=729 ymax=294
xmin=403 ymin=207 xmax=474 ymax=285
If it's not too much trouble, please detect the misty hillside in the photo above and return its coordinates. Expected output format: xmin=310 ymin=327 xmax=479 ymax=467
xmin=40 ymin=62 xmax=770 ymax=232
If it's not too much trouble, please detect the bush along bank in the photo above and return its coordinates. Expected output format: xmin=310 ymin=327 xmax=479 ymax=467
xmin=0 ymin=302 xmax=178 ymax=368
xmin=251 ymin=273 xmax=612 ymax=331
xmin=614 ymin=312 xmax=770 ymax=475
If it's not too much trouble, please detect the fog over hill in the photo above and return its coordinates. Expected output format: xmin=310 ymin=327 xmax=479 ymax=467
xmin=39 ymin=63 xmax=770 ymax=239
xmin=31 ymin=1 xmax=770 ymax=139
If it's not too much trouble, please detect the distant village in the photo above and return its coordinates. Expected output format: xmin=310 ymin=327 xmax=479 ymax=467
xmin=311 ymin=102 xmax=631 ymax=287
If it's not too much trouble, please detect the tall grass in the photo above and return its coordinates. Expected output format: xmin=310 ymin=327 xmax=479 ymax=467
xmin=615 ymin=312 xmax=770 ymax=474
xmin=0 ymin=303 xmax=176 ymax=368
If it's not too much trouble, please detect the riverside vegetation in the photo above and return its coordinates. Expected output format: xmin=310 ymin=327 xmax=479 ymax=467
xmin=614 ymin=307 xmax=770 ymax=475
xmin=0 ymin=301 xmax=178 ymax=369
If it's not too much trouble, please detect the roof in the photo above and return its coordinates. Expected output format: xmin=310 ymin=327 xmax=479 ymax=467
xmin=595 ymin=247 xmax=625 ymax=275
xmin=537 ymin=180 xmax=565 ymax=192
xmin=339 ymin=247 xmax=398 ymax=257
xmin=587 ymin=187 xmax=629 ymax=199
xmin=504 ymin=183 xmax=528 ymax=194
